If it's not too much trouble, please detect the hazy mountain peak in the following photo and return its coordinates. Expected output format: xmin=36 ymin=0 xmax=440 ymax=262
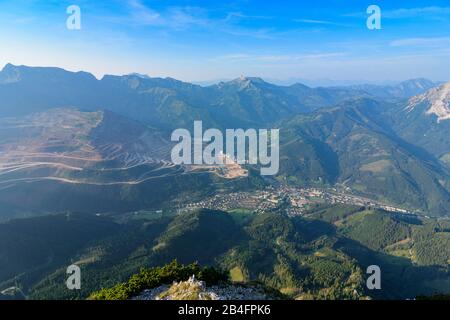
xmin=1 ymin=63 xmax=16 ymax=71
xmin=289 ymin=82 xmax=311 ymax=89
xmin=0 ymin=63 xmax=22 ymax=83
xmin=221 ymin=76 xmax=270 ymax=92
xmin=0 ymin=63 xmax=98 ymax=85
xmin=406 ymin=81 xmax=450 ymax=122
xmin=233 ymin=76 xmax=265 ymax=84
xmin=398 ymin=78 xmax=435 ymax=88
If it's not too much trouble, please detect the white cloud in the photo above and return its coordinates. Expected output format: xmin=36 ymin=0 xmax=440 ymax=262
xmin=345 ymin=6 xmax=450 ymax=19
xmin=390 ymin=37 xmax=450 ymax=47
xmin=214 ymin=54 xmax=252 ymax=61
xmin=213 ymin=52 xmax=346 ymax=62
xmin=123 ymin=1 xmax=277 ymax=38
xmin=224 ymin=12 xmax=273 ymax=21
xmin=125 ymin=0 xmax=211 ymax=29
xmin=127 ymin=0 xmax=162 ymax=25
xmin=383 ymin=6 xmax=450 ymax=18
xmin=293 ymin=19 xmax=336 ymax=25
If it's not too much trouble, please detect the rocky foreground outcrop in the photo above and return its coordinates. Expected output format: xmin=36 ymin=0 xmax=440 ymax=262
xmin=133 ymin=275 xmax=272 ymax=300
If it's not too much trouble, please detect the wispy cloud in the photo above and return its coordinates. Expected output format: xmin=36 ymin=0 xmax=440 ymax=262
xmin=127 ymin=0 xmax=162 ymax=25
xmin=167 ymin=7 xmax=211 ymax=29
xmin=383 ymin=6 xmax=450 ymax=18
xmin=220 ymin=27 xmax=275 ymax=39
xmin=294 ymin=19 xmax=335 ymax=25
xmin=121 ymin=0 xmax=277 ymax=38
xmin=213 ymin=52 xmax=346 ymax=62
xmin=390 ymin=36 xmax=450 ymax=47
xmin=345 ymin=6 xmax=450 ymax=19
xmin=224 ymin=12 xmax=273 ymax=21
xmin=292 ymin=18 xmax=351 ymax=28
xmin=12 ymin=16 xmax=37 ymax=25
xmin=125 ymin=0 xmax=211 ymax=29
xmin=214 ymin=53 xmax=252 ymax=61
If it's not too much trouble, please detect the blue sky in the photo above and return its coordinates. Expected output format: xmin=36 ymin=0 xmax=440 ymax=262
xmin=0 ymin=0 xmax=449 ymax=83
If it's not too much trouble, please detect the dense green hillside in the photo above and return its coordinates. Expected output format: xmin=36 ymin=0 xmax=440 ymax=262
xmin=1 ymin=206 xmax=448 ymax=300
xmin=0 ymin=213 xmax=122 ymax=292
xmin=278 ymin=99 xmax=450 ymax=215
xmin=307 ymin=205 xmax=450 ymax=299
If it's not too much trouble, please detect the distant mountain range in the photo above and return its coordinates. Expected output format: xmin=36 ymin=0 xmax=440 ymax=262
xmin=0 ymin=64 xmax=439 ymax=129
xmin=345 ymin=78 xmax=438 ymax=100
xmin=1 ymin=63 xmax=447 ymax=215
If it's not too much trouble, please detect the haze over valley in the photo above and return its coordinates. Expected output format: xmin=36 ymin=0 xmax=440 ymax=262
xmin=0 ymin=62 xmax=449 ymax=301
